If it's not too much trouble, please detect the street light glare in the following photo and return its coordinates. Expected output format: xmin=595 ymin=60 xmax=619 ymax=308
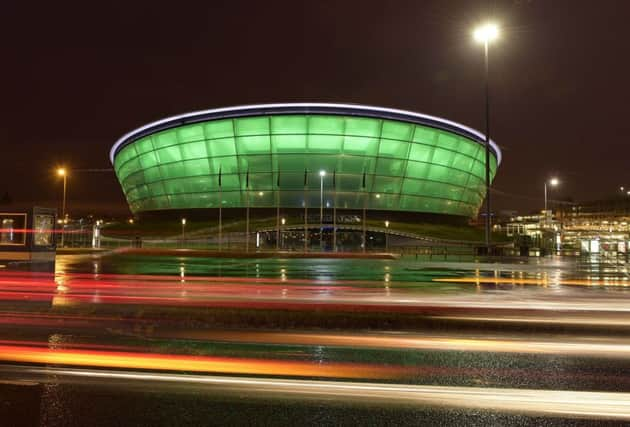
xmin=550 ymin=178 xmax=559 ymax=186
xmin=319 ymin=170 xmax=326 ymax=177
xmin=57 ymin=168 xmax=66 ymax=176
xmin=181 ymin=218 xmax=186 ymax=225
xmin=473 ymin=23 xmax=499 ymax=43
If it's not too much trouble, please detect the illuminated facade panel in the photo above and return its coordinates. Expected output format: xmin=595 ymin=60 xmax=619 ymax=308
xmin=112 ymin=104 xmax=500 ymax=218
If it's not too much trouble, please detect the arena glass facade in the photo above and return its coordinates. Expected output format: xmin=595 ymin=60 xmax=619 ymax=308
xmin=111 ymin=104 xmax=500 ymax=218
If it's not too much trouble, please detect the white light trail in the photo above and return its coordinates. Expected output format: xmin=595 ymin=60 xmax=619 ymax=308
xmin=22 ymin=367 xmax=630 ymax=420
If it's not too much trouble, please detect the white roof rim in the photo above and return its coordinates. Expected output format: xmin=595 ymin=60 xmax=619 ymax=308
xmin=110 ymin=102 xmax=502 ymax=165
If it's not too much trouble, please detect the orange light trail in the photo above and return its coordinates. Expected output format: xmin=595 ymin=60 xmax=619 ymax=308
xmin=0 ymin=344 xmax=407 ymax=379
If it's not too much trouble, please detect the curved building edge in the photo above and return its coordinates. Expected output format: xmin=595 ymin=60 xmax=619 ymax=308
xmin=110 ymin=103 xmax=501 ymax=165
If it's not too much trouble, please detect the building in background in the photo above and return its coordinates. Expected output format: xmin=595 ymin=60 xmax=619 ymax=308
xmin=498 ymin=197 xmax=630 ymax=256
xmin=110 ymin=103 xmax=501 ymax=249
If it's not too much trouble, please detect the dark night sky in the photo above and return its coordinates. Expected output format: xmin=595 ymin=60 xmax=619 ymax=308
xmin=2 ymin=0 xmax=629 ymax=216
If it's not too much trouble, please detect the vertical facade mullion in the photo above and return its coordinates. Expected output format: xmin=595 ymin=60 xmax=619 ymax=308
xmin=269 ymin=115 xmax=275 ymax=208
xmin=150 ymin=135 xmax=173 ymax=210
xmin=368 ymin=119 xmax=385 ymax=210
xmin=397 ymin=125 xmax=417 ymax=211
xmin=231 ymin=118 xmax=243 ymax=208
xmin=338 ymin=116 xmax=347 ymax=208
xmin=201 ymin=120 xmax=216 ymax=208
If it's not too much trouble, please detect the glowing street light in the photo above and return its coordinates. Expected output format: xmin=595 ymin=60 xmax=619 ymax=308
xmin=384 ymin=220 xmax=390 ymax=251
xmin=473 ymin=23 xmax=499 ymax=44
xmin=56 ymin=168 xmax=68 ymax=220
xmin=56 ymin=167 xmax=68 ymax=247
xmin=544 ymin=178 xmax=559 ymax=212
xmin=181 ymin=218 xmax=186 ymax=245
xmin=319 ymin=170 xmax=326 ymax=249
xmin=473 ymin=22 xmax=500 ymax=249
xmin=280 ymin=217 xmax=287 ymax=249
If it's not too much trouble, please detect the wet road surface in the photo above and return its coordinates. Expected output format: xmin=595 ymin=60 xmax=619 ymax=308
xmin=1 ymin=253 xmax=630 ymax=425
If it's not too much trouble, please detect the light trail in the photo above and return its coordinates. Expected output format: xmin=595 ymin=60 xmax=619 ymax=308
xmin=433 ymin=276 xmax=630 ymax=287
xmin=3 ymin=310 xmax=630 ymax=359
xmin=5 ymin=271 xmax=630 ymax=324
xmin=4 ymin=274 xmax=630 ymax=321
xmin=12 ymin=366 xmax=630 ymax=420
xmin=431 ymin=314 xmax=630 ymax=327
xmin=155 ymin=330 xmax=630 ymax=358
xmin=0 ymin=344 xmax=407 ymax=379
xmin=0 ymin=270 xmax=386 ymax=287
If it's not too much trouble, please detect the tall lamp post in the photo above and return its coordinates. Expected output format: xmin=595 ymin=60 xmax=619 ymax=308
xmin=181 ymin=218 xmax=186 ymax=247
xmin=473 ymin=23 xmax=499 ymax=250
xmin=281 ymin=217 xmax=286 ymax=249
xmin=57 ymin=168 xmax=68 ymax=247
xmin=544 ymin=177 xmax=560 ymax=233
xmin=319 ymin=170 xmax=326 ymax=250
xmin=544 ymin=178 xmax=560 ymax=254
xmin=57 ymin=168 xmax=68 ymax=219
xmin=544 ymin=178 xmax=559 ymax=213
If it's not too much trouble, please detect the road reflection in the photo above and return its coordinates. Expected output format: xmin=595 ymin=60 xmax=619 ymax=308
xmin=2 ymin=254 xmax=630 ymax=421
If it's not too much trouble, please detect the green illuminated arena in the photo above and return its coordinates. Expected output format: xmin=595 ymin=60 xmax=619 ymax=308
xmin=111 ymin=103 xmax=500 ymax=218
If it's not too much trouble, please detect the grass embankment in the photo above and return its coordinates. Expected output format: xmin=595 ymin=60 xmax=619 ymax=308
xmin=102 ymin=217 xmax=507 ymax=243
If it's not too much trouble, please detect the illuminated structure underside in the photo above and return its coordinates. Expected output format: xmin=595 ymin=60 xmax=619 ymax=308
xmin=111 ymin=104 xmax=500 ymax=218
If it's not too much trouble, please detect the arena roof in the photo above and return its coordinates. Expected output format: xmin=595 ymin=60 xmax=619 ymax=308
xmin=110 ymin=103 xmax=501 ymax=164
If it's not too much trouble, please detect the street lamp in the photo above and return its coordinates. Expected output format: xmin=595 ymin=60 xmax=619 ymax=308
xmin=319 ymin=170 xmax=326 ymax=249
xmin=281 ymin=217 xmax=286 ymax=249
xmin=181 ymin=218 xmax=186 ymax=246
xmin=56 ymin=168 xmax=67 ymax=220
xmin=473 ymin=22 xmax=499 ymax=249
xmin=56 ymin=167 xmax=68 ymax=247
xmin=385 ymin=220 xmax=390 ymax=251
xmin=544 ymin=177 xmax=559 ymax=212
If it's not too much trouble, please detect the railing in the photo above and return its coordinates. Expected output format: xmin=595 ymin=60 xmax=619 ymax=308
xmin=60 ymin=228 xmax=625 ymax=261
